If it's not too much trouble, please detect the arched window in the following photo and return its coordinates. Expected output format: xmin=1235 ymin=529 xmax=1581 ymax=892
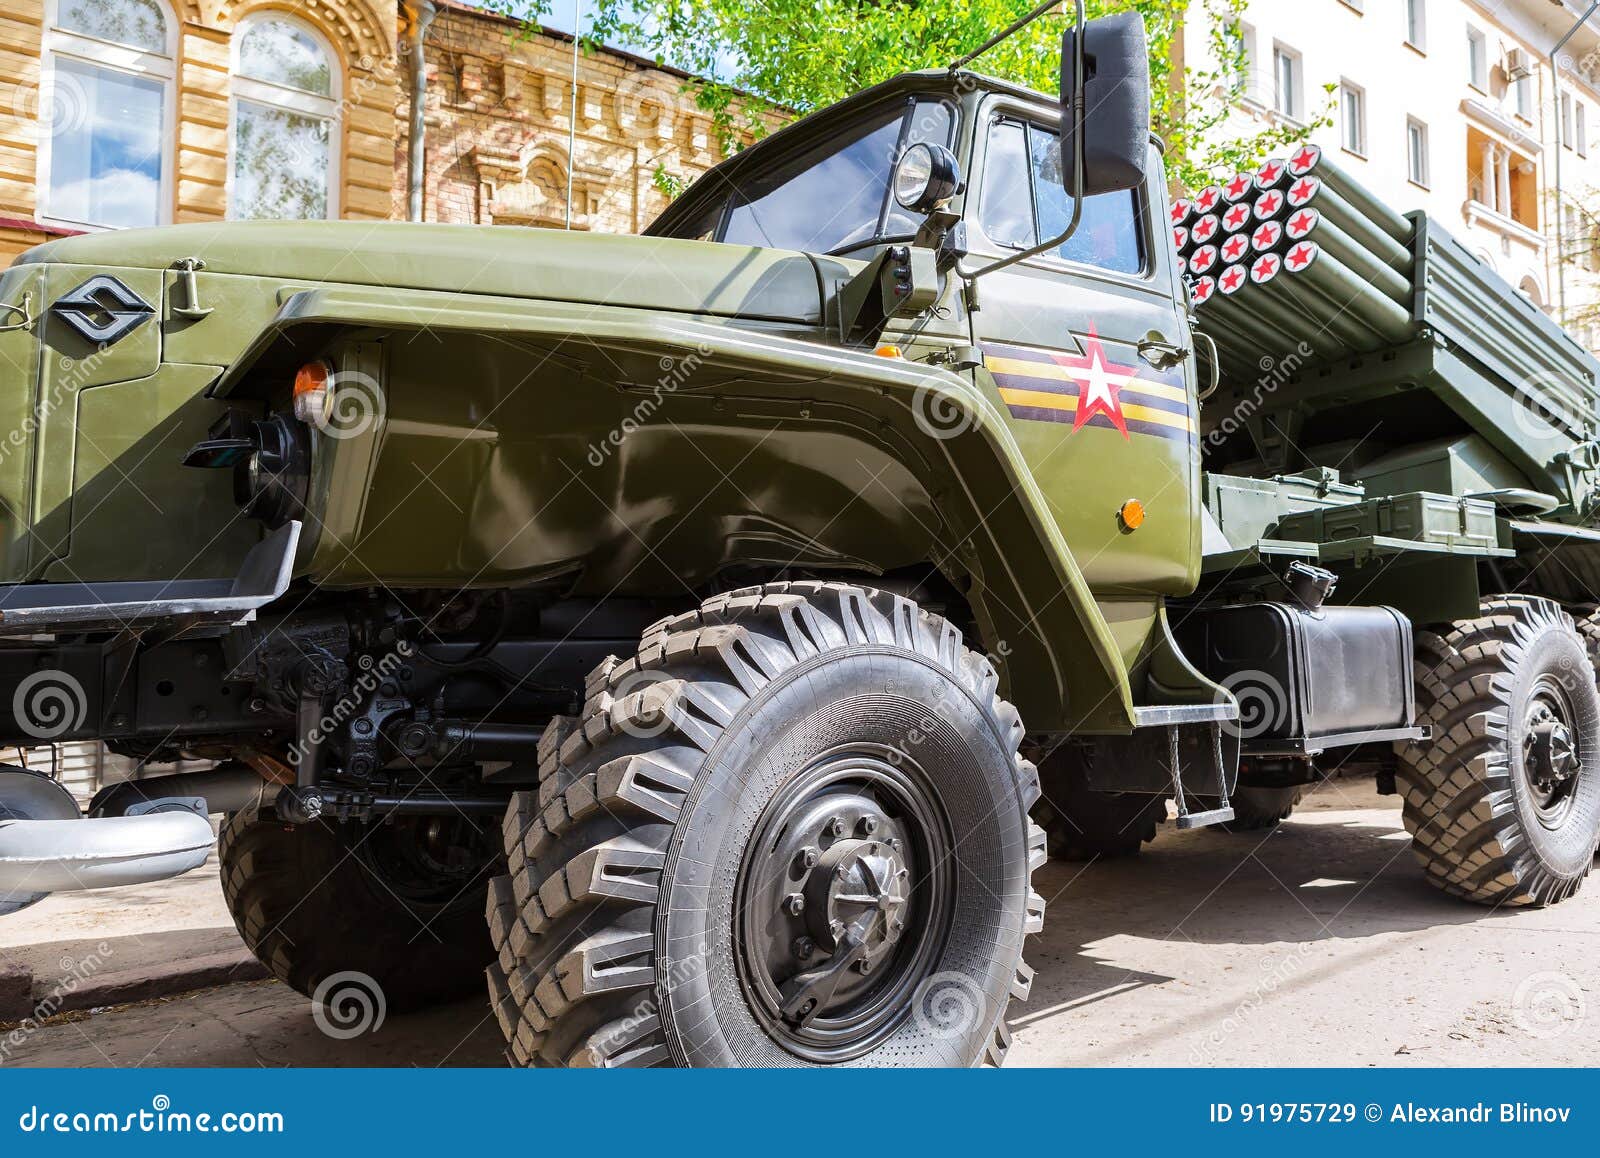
xmin=229 ymin=14 xmax=339 ymax=220
xmin=39 ymin=0 xmax=175 ymax=230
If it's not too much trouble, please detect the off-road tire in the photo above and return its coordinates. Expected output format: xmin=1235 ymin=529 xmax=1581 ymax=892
xmin=486 ymin=582 xmax=1045 ymax=1067
xmin=219 ymin=801 xmax=496 ymax=1010
xmin=1034 ymin=745 xmax=1164 ymax=859
xmin=1397 ymin=596 xmax=1600 ymax=906
xmin=1220 ymin=786 xmax=1305 ymax=832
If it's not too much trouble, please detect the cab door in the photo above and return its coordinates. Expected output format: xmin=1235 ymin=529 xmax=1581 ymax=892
xmin=966 ymin=105 xmax=1199 ymax=599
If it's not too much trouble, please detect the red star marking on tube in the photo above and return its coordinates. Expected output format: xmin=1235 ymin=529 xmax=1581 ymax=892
xmin=1191 ymin=246 xmax=1217 ymax=273
xmin=1173 ymin=226 xmax=1189 ymax=250
xmin=1287 ymin=210 xmax=1317 ymax=237
xmin=1193 ymin=216 xmax=1218 ymax=242
xmin=1258 ymin=159 xmax=1284 ymax=184
xmin=1171 ymin=200 xmax=1191 ymax=224
xmin=1252 ymin=222 xmax=1280 ymax=249
xmin=1289 ymin=178 xmax=1319 ymax=205
xmin=1257 ymin=191 xmax=1283 ymax=216
xmin=1220 ymin=266 xmax=1246 ymax=293
xmin=1047 ymin=326 xmax=1135 ymax=440
xmin=1222 ymin=236 xmax=1247 ymax=262
xmin=1197 ymin=187 xmax=1221 ymax=212
xmin=1193 ymin=276 xmax=1215 ymax=304
xmin=1252 ymin=254 xmax=1280 ymax=281
xmin=1286 ymin=243 xmax=1316 ymax=270
xmin=1224 ymin=204 xmax=1251 ymax=231
xmin=1226 ymin=173 xmax=1253 ymax=200
xmin=1289 ymin=145 xmax=1320 ymax=174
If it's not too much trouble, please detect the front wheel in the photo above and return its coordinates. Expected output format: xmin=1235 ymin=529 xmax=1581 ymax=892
xmin=486 ymin=583 xmax=1044 ymax=1067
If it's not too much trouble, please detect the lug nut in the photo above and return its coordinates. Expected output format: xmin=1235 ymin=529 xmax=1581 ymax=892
xmin=858 ymin=958 xmax=874 ymax=974
xmin=887 ymin=837 xmax=903 ymax=852
xmin=795 ymin=845 xmax=820 ymax=873
xmin=856 ymin=816 xmax=879 ymax=836
xmin=784 ymin=893 xmax=805 ymax=916
xmin=793 ymin=936 xmax=815 ymax=960
xmin=825 ymin=815 xmax=846 ymax=838
xmin=830 ymin=919 xmax=844 ymax=938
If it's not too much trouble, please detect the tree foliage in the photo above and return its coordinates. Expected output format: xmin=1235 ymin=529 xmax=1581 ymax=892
xmin=485 ymin=0 xmax=1329 ymax=193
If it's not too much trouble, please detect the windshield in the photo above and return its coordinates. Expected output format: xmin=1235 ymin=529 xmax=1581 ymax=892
xmin=659 ymin=97 xmax=957 ymax=255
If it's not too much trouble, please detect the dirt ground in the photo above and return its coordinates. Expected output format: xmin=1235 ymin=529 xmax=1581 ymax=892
xmin=2 ymin=779 xmax=1596 ymax=1067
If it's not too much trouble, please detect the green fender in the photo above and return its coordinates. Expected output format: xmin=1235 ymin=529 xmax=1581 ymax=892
xmin=214 ymin=286 xmax=1140 ymax=732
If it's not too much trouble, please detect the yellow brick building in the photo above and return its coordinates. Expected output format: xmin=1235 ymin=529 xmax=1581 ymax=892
xmin=0 ymin=0 xmax=767 ymax=262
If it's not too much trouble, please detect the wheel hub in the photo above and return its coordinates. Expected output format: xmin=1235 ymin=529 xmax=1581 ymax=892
xmin=1521 ymin=683 xmax=1584 ymax=825
xmin=735 ymin=752 xmax=953 ymax=1062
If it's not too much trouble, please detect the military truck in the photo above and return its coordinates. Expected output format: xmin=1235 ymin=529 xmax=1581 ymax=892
xmin=0 ymin=3 xmax=1592 ymax=1068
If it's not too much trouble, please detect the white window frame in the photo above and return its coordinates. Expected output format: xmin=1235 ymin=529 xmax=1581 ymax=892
xmin=1579 ymin=100 xmax=1589 ymax=158
xmin=1562 ymin=90 xmax=1575 ymax=152
xmin=1273 ymin=43 xmax=1303 ymax=122
xmin=227 ymin=12 xmax=342 ymax=221
xmin=1406 ymin=117 xmax=1430 ymax=188
xmin=1510 ymin=50 xmax=1533 ymax=121
xmin=1222 ymin=21 xmax=1254 ymax=98
xmin=1466 ymin=26 xmax=1488 ymax=91
xmin=1405 ymin=0 xmax=1426 ymax=51
xmin=36 ymin=0 xmax=177 ymax=232
xmin=1340 ymin=81 xmax=1367 ymax=157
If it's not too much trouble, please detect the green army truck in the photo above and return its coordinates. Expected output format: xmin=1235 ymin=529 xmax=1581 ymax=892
xmin=0 ymin=4 xmax=1591 ymax=1068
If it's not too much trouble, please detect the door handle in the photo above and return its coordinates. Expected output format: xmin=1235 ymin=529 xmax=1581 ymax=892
xmin=1137 ymin=337 xmax=1189 ymax=370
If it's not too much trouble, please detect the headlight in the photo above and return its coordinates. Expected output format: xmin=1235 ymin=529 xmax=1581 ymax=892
xmin=892 ymin=143 xmax=961 ymax=214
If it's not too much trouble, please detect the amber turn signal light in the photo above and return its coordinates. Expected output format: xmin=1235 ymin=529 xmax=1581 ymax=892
xmin=1118 ymin=498 xmax=1146 ymax=531
xmin=292 ymin=360 xmax=333 ymax=425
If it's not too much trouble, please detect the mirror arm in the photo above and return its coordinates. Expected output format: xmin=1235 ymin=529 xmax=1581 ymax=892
xmin=958 ymin=0 xmax=1088 ymax=284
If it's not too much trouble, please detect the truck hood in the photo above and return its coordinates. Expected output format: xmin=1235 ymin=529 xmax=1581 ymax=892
xmin=17 ymin=220 xmax=827 ymax=325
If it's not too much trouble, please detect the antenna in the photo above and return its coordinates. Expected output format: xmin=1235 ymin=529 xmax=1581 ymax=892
xmin=946 ymin=0 xmax=1066 ymax=75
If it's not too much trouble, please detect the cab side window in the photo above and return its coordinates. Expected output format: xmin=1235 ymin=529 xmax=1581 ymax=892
xmin=978 ymin=118 xmax=1145 ymax=275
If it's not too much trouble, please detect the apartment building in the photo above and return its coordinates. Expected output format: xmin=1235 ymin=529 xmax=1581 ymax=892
xmin=1182 ymin=0 xmax=1600 ymax=347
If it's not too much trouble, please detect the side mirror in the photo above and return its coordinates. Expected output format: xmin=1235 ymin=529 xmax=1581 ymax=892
xmin=1060 ymin=11 xmax=1151 ymax=198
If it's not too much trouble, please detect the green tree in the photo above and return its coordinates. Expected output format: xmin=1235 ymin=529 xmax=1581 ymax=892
xmin=486 ymin=0 xmax=1328 ymax=193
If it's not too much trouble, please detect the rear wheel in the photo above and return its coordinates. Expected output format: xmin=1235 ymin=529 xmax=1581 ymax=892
xmin=1033 ymin=745 xmax=1164 ymax=860
xmin=1397 ymin=597 xmax=1600 ymax=906
xmin=1221 ymin=786 xmax=1304 ymax=833
xmin=219 ymin=801 xmax=499 ymax=1011
xmin=486 ymin=582 xmax=1044 ymax=1067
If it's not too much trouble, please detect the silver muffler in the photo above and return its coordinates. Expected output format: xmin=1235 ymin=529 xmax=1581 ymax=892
xmin=0 ymin=765 xmax=258 ymax=916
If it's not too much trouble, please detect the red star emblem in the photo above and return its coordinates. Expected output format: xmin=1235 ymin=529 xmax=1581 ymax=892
xmin=1286 ymin=243 xmax=1316 ymax=270
xmin=1251 ymin=254 xmax=1280 ymax=282
xmin=1257 ymin=159 xmax=1284 ymax=185
xmin=1289 ymin=145 xmax=1321 ymax=174
xmin=1224 ymin=204 xmax=1250 ymax=231
xmin=1048 ymin=326 xmax=1136 ymax=440
xmin=1193 ymin=216 xmax=1217 ymax=242
xmin=1226 ymin=173 xmax=1252 ymax=200
xmin=1173 ymin=226 xmax=1189 ymax=250
xmin=1196 ymin=187 xmax=1221 ymax=212
xmin=1222 ymin=236 xmax=1247 ymax=261
xmin=1171 ymin=200 xmax=1191 ymax=224
xmin=1252 ymin=222 xmax=1280 ymax=250
xmin=1257 ymin=191 xmax=1283 ymax=217
xmin=1287 ymin=210 xmax=1317 ymax=237
xmin=1220 ymin=267 xmax=1246 ymax=293
xmin=1193 ymin=276 xmax=1215 ymax=304
xmin=1288 ymin=177 xmax=1319 ymax=205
